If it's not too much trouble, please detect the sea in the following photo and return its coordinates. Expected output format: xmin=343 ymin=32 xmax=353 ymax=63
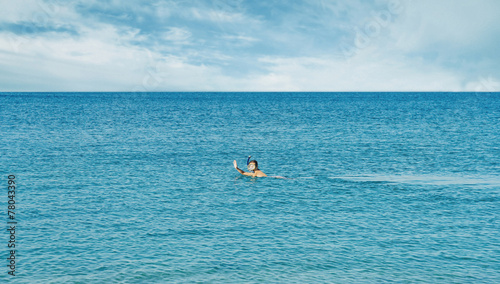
xmin=1 ymin=92 xmax=499 ymax=283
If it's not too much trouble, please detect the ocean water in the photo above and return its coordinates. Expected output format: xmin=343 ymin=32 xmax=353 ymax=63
xmin=1 ymin=92 xmax=499 ymax=283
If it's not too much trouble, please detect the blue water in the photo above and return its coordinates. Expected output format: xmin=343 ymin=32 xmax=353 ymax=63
xmin=1 ymin=92 xmax=499 ymax=283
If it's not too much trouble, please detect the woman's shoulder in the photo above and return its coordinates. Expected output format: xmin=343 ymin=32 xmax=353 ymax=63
xmin=255 ymin=170 xmax=267 ymax=177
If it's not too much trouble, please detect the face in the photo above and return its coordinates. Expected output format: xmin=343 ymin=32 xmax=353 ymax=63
xmin=247 ymin=162 xmax=256 ymax=171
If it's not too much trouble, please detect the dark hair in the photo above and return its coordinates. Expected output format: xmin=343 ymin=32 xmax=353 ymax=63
xmin=248 ymin=160 xmax=258 ymax=167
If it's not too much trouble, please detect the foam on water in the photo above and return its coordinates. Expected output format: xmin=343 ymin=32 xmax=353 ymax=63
xmin=330 ymin=175 xmax=500 ymax=187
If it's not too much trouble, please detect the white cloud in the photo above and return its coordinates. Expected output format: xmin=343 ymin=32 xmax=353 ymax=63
xmin=221 ymin=34 xmax=258 ymax=43
xmin=465 ymin=76 xmax=500 ymax=93
xmin=0 ymin=14 xmax=152 ymax=91
xmin=163 ymin=27 xmax=191 ymax=44
xmin=190 ymin=8 xmax=245 ymax=23
xmin=1 ymin=0 xmax=499 ymax=91
xmin=0 ymin=0 xmax=46 ymax=23
xmin=248 ymin=50 xmax=463 ymax=92
xmin=392 ymin=0 xmax=500 ymax=53
xmin=133 ymin=46 xmax=465 ymax=92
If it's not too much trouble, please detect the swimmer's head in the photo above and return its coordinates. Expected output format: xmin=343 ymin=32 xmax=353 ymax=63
xmin=247 ymin=160 xmax=258 ymax=171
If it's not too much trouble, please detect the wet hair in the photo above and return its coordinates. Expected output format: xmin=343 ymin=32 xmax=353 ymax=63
xmin=248 ymin=160 xmax=258 ymax=168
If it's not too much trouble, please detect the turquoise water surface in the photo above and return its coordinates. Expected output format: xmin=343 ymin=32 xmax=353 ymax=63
xmin=1 ymin=92 xmax=499 ymax=283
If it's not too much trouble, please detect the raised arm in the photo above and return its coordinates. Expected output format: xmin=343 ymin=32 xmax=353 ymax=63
xmin=233 ymin=160 xmax=252 ymax=176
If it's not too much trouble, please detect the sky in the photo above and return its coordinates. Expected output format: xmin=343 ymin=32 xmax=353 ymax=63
xmin=0 ymin=0 xmax=499 ymax=92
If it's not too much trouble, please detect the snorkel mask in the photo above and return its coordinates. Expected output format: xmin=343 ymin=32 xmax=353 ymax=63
xmin=247 ymin=163 xmax=256 ymax=171
xmin=247 ymin=156 xmax=256 ymax=171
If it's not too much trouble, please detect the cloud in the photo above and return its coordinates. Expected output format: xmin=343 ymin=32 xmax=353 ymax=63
xmin=0 ymin=21 xmax=78 ymax=37
xmin=465 ymin=76 xmax=500 ymax=93
xmin=0 ymin=28 xmax=150 ymax=91
xmin=393 ymin=0 xmax=500 ymax=52
xmin=241 ymin=52 xmax=463 ymax=92
xmin=0 ymin=0 xmax=499 ymax=91
xmin=0 ymin=1 xmax=153 ymax=91
xmin=0 ymin=0 xmax=45 ymax=23
xmin=163 ymin=27 xmax=192 ymax=44
xmin=195 ymin=9 xmax=245 ymax=23
xmin=132 ymin=46 xmax=465 ymax=92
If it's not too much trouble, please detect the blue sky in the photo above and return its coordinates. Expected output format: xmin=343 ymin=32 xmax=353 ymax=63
xmin=1 ymin=0 xmax=499 ymax=91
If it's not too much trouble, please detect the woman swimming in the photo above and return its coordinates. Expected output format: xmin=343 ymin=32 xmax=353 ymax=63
xmin=233 ymin=158 xmax=267 ymax=177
